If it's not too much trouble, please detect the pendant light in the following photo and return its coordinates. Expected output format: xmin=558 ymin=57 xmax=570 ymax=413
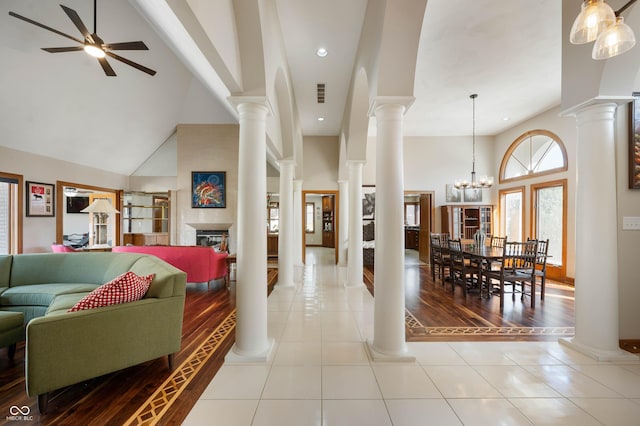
xmin=454 ymin=94 xmax=493 ymax=190
xmin=569 ymin=0 xmax=637 ymax=60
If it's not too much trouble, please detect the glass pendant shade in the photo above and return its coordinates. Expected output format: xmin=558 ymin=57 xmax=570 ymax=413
xmin=592 ymin=16 xmax=636 ymax=59
xmin=570 ymin=0 xmax=616 ymax=44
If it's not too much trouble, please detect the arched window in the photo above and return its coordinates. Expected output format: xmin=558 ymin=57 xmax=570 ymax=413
xmin=499 ymin=130 xmax=568 ymax=183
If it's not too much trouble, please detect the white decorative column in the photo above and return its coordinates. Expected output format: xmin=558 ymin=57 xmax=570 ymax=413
xmin=226 ymin=96 xmax=274 ymax=362
xmin=338 ymin=179 xmax=349 ymax=267
xmin=277 ymin=160 xmax=295 ymax=287
xmin=560 ymin=102 xmax=637 ymax=361
xmin=346 ymin=161 xmax=365 ymax=287
xmin=293 ymin=179 xmax=304 ymax=267
xmin=368 ymin=97 xmax=415 ymax=361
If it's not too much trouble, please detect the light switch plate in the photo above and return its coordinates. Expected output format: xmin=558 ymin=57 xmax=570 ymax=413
xmin=622 ymin=217 xmax=640 ymax=230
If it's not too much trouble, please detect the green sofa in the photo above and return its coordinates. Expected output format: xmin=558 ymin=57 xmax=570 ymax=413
xmin=0 ymin=252 xmax=187 ymax=413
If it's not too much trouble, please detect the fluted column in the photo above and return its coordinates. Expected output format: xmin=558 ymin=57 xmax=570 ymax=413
xmin=226 ymin=96 xmax=274 ymax=362
xmin=277 ymin=160 xmax=295 ymax=287
xmin=293 ymin=179 xmax=304 ymax=267
xmin=368 ymin=97 xmax=414 ymax=361
xmin=338 ymin=180 xmax=349 ymax=267
xmin=346 ymin=161 xmax=365 ymax=287
xmin=560 ymin=102 xmax=636 ymax=361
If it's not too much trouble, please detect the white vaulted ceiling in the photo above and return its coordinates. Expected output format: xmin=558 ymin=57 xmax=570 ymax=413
xmin=0 ymin=0 xmax=561 ymax=174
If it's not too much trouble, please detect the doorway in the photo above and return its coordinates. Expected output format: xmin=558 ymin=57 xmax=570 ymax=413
xmin=405 ymin=191 xmax=434 ymax=264
xmin=56 ymin=181 xmax=121 ymax=247
xmin=302 ymin=190 xmax=339 ymax=264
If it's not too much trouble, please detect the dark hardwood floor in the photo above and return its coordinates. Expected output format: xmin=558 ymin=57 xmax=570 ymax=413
xmin=0 ymin=262 xmax=575 ymax=425
xmin=0 ymin=273 xmax=277 ymax=426
xmin=364 ymin=263 xmax=575 ymax=342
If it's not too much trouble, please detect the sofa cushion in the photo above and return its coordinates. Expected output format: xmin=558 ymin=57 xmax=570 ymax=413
xmin=46 ymin=292 xmax=92 ymax=316
xmin=68 ymin=272 xmax=154 ymax=312
xmin=0 ymin=283 xmax=100 ymax=307
xmin=0 ymin=256 xmax=11 ymax=286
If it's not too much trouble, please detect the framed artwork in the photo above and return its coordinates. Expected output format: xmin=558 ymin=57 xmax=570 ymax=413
xmin=463 ymin=188 xmax=483 ymax=203
xmin=26 ymin=181 xmax=55 ymax=217
xmin=192 ymin=171 xmax=226 ymax=208
xmin=629 ymin=93 xmax=640 ymax=189
xmin=445 ymin=184 xmax=462 ymax=202
xmin=362 ymin=185 xmax=375 ymax=220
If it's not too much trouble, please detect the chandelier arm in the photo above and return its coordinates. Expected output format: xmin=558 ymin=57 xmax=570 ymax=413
xmin=616 ymin=0 xmax=638 ymax=16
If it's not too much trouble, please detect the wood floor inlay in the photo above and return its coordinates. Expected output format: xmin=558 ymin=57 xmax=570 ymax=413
xmin=124 ymin=310 xmax=237 ymax=426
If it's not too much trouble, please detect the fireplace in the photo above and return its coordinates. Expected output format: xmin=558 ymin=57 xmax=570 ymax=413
xmin=196 ymin=230 xmax=229 ymax=252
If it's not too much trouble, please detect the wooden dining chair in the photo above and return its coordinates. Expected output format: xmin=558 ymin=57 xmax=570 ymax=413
xmin=448 ymin=239 xmax=478 ymax=295
xmin=528 ymin=237 xmax=549 ymax=302
xmin=483 ymin=240 xmax=538 ymax=309
xmin=490 ymin=236 xmax=506 ymax=248
xmin=430 ymin=233 xmax=450 ymax=283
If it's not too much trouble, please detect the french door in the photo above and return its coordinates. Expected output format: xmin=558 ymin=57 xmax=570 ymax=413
xmin=499 ymin=186 xmax=524 ymax=242
xmin=531 ymin=179 xmax=567 ymax=282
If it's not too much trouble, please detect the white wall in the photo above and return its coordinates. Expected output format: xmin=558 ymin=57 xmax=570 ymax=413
xmin=0 ymin=145 xmax=128 ymax=253
xmin=614 ymin=102 xmax=640 ymax=339
xmin=304 ymin=194 xmax=323 ymax=246
xmin=363 ymin=134 xmax=496 ymax=232
xmin=302 ymin=136 xmax=340 ymax=190
xmin=176 ymin=124 xmax=239 ymax=252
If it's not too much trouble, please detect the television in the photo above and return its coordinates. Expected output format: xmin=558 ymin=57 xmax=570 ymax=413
xmin=66 ymin=196 xmax=90 ymax=214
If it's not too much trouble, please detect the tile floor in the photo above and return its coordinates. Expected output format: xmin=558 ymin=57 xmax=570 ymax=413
xmin=184 ymin=248 xmax=640 ymax=425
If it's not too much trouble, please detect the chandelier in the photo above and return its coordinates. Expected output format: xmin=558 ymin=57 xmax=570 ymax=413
xmin=454 ymin=94 xmax=493 ymax=190
xmin=569 ymin=0 xmax=637 ymax=60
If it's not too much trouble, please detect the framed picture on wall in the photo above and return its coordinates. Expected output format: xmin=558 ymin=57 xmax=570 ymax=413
xmin=463 ymin=188 xmax=482 ymax=203
xmin=192 ymin=171 xmax=226 ymax=208
xmin=629 ymin=93 xmax=640 ymax=189
xmin=362 ymin=185 xmax=375 ymax=220
xmin=26 ymin=181 xmax=55 ymax=217
xmin=445 ymin=184 xmax=462 ymax=202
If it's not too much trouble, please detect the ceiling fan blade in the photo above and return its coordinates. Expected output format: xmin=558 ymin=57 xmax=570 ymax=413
xmin=42 ymin=46 xmax=85 ymax=53
xmin=98 ymin=57 xmax=116 ymax=77
xmin=8 ymin=11 xmax=84 ymax=44
xmin=60 ymin=5 xmax=90 ymax=39
xmin=105 ymin=52 xmax=156 ymax=76
xmin=104 ymin=41 xmax=149 ymax=51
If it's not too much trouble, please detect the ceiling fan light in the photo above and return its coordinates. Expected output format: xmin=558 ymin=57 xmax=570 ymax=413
xmin=84 ymin=44 xmax=105 ymax=58
xmin=592 ymin=16 xmax=636 ymax=59
xmin=570 ymin=0 xmax=616 ymax=44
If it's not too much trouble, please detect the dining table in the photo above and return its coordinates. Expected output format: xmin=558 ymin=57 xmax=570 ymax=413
xmin=461 ymin=244 xmax=504 ymax=299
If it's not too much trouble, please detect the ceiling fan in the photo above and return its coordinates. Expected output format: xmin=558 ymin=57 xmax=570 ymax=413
xmin=8 ymin=0 xmax=156 ymax=77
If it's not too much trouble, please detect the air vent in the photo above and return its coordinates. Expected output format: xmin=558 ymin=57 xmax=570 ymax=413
xmin=317 ymin=83 xmax=325 ymax=104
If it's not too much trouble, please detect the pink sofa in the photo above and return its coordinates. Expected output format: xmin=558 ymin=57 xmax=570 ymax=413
xmin=112 ymin=245 xmax=228 ymax=287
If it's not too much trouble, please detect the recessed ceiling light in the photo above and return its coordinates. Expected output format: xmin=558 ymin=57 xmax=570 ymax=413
xmin=316 ymin=48 xmax=328 ymax=57
xmin=318 ymin=117 xmax=325 ymax=121
xmin=503 ymin=116 xmax=510 ymax=121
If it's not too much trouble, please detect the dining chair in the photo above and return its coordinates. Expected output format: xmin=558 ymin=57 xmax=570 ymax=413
xmin=490 ymin=236 xmax=506 ymax=248
xmin=448 ymin=239 xmax=478 ymax=295
xmin=430 ymin=233 xmax=450 ymax=283
xmin=528 ymin=237 xmax=549 ymax=302
xmin=483 ymin=240 xmax=538 ymax=309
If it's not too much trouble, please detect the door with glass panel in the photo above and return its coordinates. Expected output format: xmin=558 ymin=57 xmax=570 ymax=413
xmin=531 ymin=180 xmax=567 ymax=282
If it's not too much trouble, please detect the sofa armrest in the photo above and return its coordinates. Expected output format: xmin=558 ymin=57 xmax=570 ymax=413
xmin=209 ymin=252 xmax=228 ymax=281
xmin=25 ymin=295 xmax=185 ymax=397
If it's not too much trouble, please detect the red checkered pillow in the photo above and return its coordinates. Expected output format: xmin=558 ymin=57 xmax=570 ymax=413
xmin=68 ymin=271 xmax=154 ymax=312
